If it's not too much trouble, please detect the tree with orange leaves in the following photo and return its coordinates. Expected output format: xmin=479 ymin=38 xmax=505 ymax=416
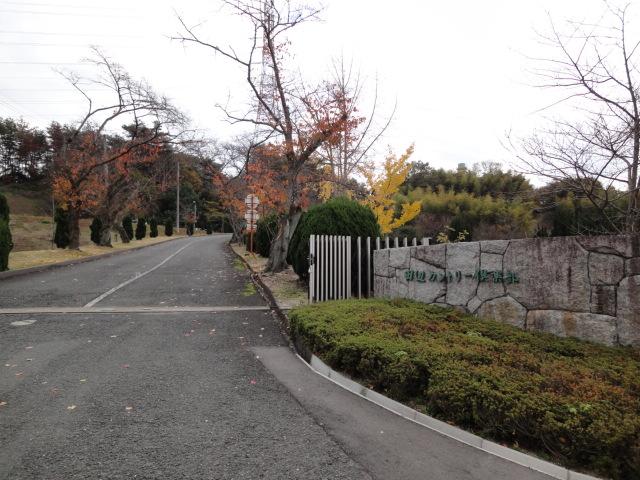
xmin=51 ymin=49 xmax=189 ymax=249
xmin=175 ymin=1 xmax=349 ymax=271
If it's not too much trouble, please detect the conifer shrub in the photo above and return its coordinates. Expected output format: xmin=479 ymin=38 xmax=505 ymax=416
xmin=0 ymin=219 xmax=11 ymax=271
xmin=289 ymin=299 xmax=640 ymax=479
xmin=0 ymin=193 xmax=12 ymax=271
xmin=288 ymin=197 xmax=381 ymax=283
xmin=135 ymin=217 xmax=146 ymax=240
xmin=255 ymin=213 xmax=278 ymax=258
xmin=89 ymin=217 xmax=102 ymax=245
xmin=53 ymin=207 xmax=70 ymax=248
xmin=164 ymin=220 xmax=173 ymax=237
xmin=205 ymin=222 xmax=213 ymax=235
xmin=186 ymin=222 xmax=194 ymax=236
xmin=149 ymin=218 xmax=158 ymax=238
xmin=122 ymin=216 xmax=134 ymax=241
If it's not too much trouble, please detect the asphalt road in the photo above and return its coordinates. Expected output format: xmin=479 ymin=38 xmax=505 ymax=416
xmin=0 ymin=235 xmax=552 ymax=479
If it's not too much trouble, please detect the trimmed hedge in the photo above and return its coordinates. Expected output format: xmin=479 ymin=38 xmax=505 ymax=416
xmin=149 ymin=218 xmax=158 ymax=238
xmin=135 ymin=217 xmax=146 ymax=240
xmin=0 ymin=192 xmax=11 ymax=271
xmin=164 ymin=220 xmax=173 ymax=237
xmin=122 ymin=216 xmax=134 ymax=241
xmin=255 ymin=213 xmax=278 ymax=257
xmin=288 ymin=197 xmax=380 ymax=282
xmin=54 ymin=207 xmax=70 ymax=248
xmin=0 ymin=192 xmax=8 ymax=222
xmin=89 ymin=217 xmax=102 ymax=245
xmin=289 ymin=299 xmax=640 ymax=479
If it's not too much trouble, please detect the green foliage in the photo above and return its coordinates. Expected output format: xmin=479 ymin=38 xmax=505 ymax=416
xmin=53 ymin=207 xmax=70 ymax=249
xmin=149 ymin=218 xmax=158 ymax=238
xmin=186 ymin=222 xmax=194 ymax=236
xmin=289 ymin=299 xmax=640 ymax=479
xmin=135 ymin=217 xmax=146 ymax=240
xmin=0 ymin=192 xmax=9 ymax=222
xmin=255 ymin=213 xmax=279 ymax=258
xmin=400 ymin=188 xmax=536 ymax=241
xmin=288 ymin=197 xmax=381 ymax=283
xmin=205 ymin=222 xmax=213 ymax=235
xmin=122 ymin=216 xmax=133 ymax=241
xmin=0 ymin=219 xmax=12 ymax=271
xmin=89 ymin=217 xmax=102 ymax=245
xmin=164 ymin=219 xmax=173 ymax=237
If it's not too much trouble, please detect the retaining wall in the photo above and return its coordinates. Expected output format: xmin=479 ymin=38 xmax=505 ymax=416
xmin=373 ymin=234 xmax=640 ymax=347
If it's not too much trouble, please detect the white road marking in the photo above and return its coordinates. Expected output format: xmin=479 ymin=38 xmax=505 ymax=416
xmin=10 ymin=319 xmax=36 ymax=326
xmin=83 ymin=242 xmax=194 ymax=308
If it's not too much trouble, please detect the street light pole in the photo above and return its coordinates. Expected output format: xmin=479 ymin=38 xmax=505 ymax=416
xmin=193 ymin=201 xmax=197 ymax=231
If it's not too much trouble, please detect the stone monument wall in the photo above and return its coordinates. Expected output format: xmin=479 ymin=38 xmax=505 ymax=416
xmin=373 ymin=234 xmax=640 ymax=347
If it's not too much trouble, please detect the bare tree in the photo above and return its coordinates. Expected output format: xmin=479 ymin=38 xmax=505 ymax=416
xmin=513 ymin=2 xmax=640 ymax=233
xmin=173 ymin=0 xmax=348 ymax=272
xmin=52 ymin=48 xmax=190 ymax=249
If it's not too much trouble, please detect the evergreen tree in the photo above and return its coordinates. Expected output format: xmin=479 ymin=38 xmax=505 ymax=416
xmin=149 ymin=218 xmax=158 ymax=238
xmin=164 ymin=220 xmax=173 ymax=237
xmin=53 ymin=207 xmax=70 ymax=248
xmin=122 ymin=216 xmax=133 ymax=241
xmin=89 ymin=217 xmax=102 ymax=245
xmin=135 ymin=217 xmax=146 ymax=240
xmin=0 ymin=192 xmax=12 ymax=271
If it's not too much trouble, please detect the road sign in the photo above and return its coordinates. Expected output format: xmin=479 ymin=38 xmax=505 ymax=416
xmin=244 ymin=211 xmax=260 ymax=222
xmin=245 ymin=194 xmax=260 ymax=207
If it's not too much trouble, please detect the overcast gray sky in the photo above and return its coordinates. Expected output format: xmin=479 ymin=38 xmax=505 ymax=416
xmin=0 ymin=0 xmax=632 ymax=173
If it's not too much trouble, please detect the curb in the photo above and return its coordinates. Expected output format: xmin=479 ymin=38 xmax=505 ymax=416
xmin=228 ymin=241 xmax=603 ymax=480
xmin=0 ymin=236 xmax=186 ymax=282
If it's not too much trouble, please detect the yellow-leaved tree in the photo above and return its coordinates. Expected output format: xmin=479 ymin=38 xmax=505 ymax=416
xmin=361 ymin=144 xmax=421 ymax=234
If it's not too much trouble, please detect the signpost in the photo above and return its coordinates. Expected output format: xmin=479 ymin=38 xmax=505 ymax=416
xmin=245 ymin=194 xmax=260 ymax=254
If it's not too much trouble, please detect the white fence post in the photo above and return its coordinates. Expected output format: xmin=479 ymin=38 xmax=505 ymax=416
xmin=412 ymin=237 xmax=417 ymax=246
xmin=357 ymin=237 xmax=362 ymax=299
xmin=403 ymin=237 xmax=408 ymax=247
xmin=394 ymin=237 xmax=399 ymax=248
xmin=347 ymin=236 xmax=352 ymax=298
xmin=309 ymin=234 xmax=315 ymax=302
xmin=367 ymin=237 xmax=372 ymax=298
xmin=385 ymin=236 xmax=390 ymax=249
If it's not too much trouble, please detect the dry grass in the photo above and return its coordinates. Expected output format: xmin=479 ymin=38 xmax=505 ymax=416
xmin=230 ymin=242 xmax=308 ymax=308
xmin=8 ymin=234 xmax=185 ymax=271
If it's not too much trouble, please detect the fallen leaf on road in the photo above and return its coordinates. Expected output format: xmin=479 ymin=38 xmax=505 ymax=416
xmin=87 ymin=340 xmax=92 ymax=343
xmin=125 ymin=406 xmax=133 ymax=412
xmin=67 ymin=405 xmax=76 ymax=410
xmin=25 ymin=346 xmax=33 ymax=350
xmin=4 ymin=364 xmax=9 ymax=367
xmin=0 ymin=401 xmax=7 ymax=407
xmin=109 ymin=335 xmax=117 ymax=338
xmin=26 ymin=358 xmax=33 ymax=362
xmin=80 ymin=379 xmax=87 ymax=383
xmin=250 ymin=379 xmax=257 ymax=385
xmin=121 ymin=364 xmax=129 ymax=369
xmin=15 ymin=372 xmax=23 ymax=377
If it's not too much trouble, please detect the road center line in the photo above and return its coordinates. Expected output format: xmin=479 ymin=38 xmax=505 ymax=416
xmin=83 ymin=241 xmax=194 ymax=308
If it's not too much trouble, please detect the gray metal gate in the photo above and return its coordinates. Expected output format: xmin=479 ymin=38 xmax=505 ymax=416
xmin=308 ymin=235 xmax=431 ymax=303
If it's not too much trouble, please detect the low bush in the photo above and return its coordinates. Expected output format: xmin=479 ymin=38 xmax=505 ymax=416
xmin=149 ymin=218 xmax=158 ymax=238
xmin=0 ymin=192 xmax=8 ymax=222
xmin=255 ymin=213 xmax=278 ymax=257
xmin=288 ymin=197 xmax=380 ymax=283
xmin=186 ymin=222 xmax=194 ymax=236
xmin=135 ymin=217 xmax=146 ymax=240
xmin=205 ymin=223 xmax=213 ymax=235
xmin=164 ymin=220 xmax=173 ymax=237
xmin=289 ymin=299 xmax=640 ymax=479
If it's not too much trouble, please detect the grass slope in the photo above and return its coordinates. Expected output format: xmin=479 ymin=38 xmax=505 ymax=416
xmin=289 ymin=298 xmax=640 ymax=479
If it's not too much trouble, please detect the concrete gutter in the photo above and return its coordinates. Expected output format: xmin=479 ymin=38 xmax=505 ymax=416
xmin=0 ymin=236 xmax=186 ymax=282
xmin=228 ymin=242 xmax=604 ymax=480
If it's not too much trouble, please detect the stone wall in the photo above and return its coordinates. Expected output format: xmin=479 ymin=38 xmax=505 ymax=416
xmin=373 ymin=234 xmax=640 ymax=347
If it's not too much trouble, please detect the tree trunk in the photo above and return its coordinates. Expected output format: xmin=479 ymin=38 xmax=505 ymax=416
xmin=266 ymin=209 xmax=302 ymax=273
xmin=68 ymin=204 xmax=81 ymax=250
xmin=116 ymin=225 xmax=130 ymax=243
xmin=98 ymin=223 xmax=112 ymax=247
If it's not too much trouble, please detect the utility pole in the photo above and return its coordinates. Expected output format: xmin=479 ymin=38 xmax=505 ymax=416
xmin=193 ymin=201 xmax=197 ymax=231
xmin=176 ymin=160 xmax=180 ymax=233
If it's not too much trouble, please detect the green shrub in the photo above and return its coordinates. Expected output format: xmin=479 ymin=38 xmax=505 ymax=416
xmin=149 ymin=218 xmax=158 ymax=238
xmin=289 ymin=299 xmax=640 ymax=479
xmin=205 ymin=223 xmax=213 ymax=235
xmin=186 ymin=222 xmax=194 ymax=236
xmin=89 ymin=217 xmax=102 ymax=245
xmin=122 ymin=216 xmax=134 ymax=241
xmin=255 ymin=213 xmax=278 ymax=257
xmin=0 ymin=192 xmax=9 ymax=222
xmin=288 ymin=197 xmax=380 ymax=284
xmin=164 ymin=220 xmax=173 ymax=237
xmin=135 ymin=217 xmax=146 ymax=240
xmin=53 ymin=207 xmax=70 ymax=249
xmin=0 ymin=219 xmax=12 ymax=271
